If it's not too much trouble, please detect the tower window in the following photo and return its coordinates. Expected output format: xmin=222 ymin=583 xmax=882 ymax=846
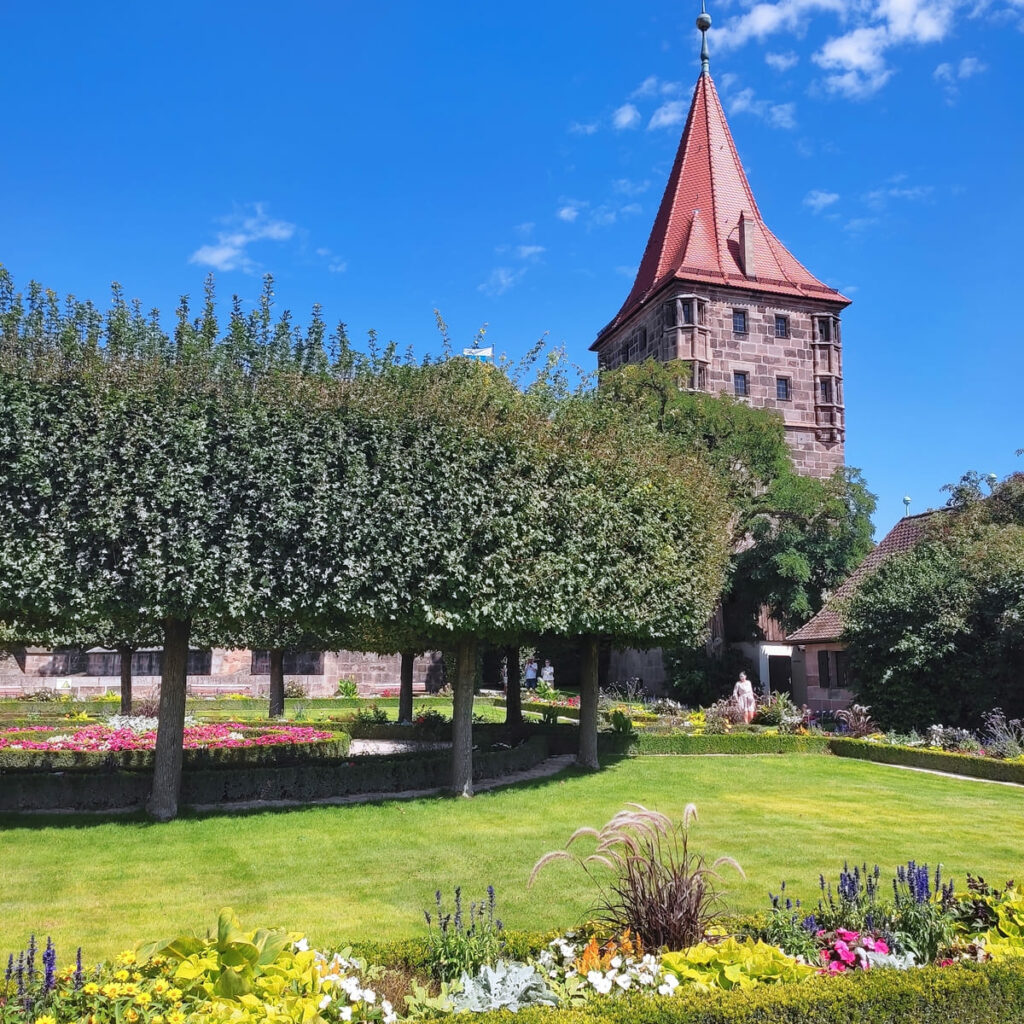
xmin=774 ymin=315 xmax=789 ymax=338
xmin=819 ymin=378 xmax=833 ymax=403
xmin=697 ymin=301 xmax=707 ymax=325
xmin=681 ymin=300 xmax=694 ymax=325
xmin=733 ymin=371 xmax=749 ymax=397
xmin=817 ymin=317 xmax=833 ymax=342
xmin=662 ymin=301 xmax=676 ymax=329
xmin=776 ymin=377 xmax=791 ymax=401
xmin=732 ymin=309 xmax=748 ymax=334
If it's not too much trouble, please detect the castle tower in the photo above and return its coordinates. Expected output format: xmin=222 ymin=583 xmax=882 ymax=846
xmin=592 ymin=8 xmax=848 ymax=479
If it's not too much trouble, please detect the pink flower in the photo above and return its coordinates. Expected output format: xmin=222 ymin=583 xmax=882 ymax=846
xmin=833 ymin=941 xmax=856 ymax=965
xmin=871 ymin=939 xmax=889 ymax=955
xmin=827 ymin=961 xmax=846 ymax=974
xmin=836 ymin=929 xmax=859 ymax=943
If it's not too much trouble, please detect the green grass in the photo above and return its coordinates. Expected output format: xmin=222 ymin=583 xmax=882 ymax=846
xmin=0 ymin=755 xmax=1020 ymax=962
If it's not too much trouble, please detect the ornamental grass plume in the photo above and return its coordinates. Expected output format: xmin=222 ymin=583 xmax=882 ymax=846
xmin=529 ymin=803 xmax=743 ymax=950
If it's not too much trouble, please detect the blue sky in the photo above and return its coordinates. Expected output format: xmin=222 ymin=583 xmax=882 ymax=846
xmin=2 ymin=0 xmax=1022 ymax=536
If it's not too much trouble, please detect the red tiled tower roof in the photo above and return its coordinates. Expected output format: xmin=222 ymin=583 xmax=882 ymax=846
xmin=594 ymin=70 xmax=849 ymax=348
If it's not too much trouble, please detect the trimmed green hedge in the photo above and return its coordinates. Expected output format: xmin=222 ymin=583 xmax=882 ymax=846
xmin=0 ymin=735 xmax=551 ymax=812
xmin=829 ymin=738 xmax=1024 ymax=784
xmin=0 ymin=732 xmax=351 ymax=773
xmin=467 ymin=962 xmax=1024 ymax=1024
xmin=634 ymin=733 xmax=832 ymax=755
xmin=494 ymin=698 xmax=581 ymax=721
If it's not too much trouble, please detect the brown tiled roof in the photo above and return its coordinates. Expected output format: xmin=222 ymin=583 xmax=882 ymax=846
xmin=786 ymin=510 xmax=946 ymax=644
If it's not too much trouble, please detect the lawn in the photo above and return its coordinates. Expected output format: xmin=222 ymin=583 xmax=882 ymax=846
xmin=1 ymin=754 xmax=1021 ymax=961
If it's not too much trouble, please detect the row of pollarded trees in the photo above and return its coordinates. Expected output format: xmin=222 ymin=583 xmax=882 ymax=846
xmin=0 ymin=269 xmax=733 ymax=820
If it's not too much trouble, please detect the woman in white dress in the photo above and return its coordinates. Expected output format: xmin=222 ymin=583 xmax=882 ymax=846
xmin=732 ymin=672 xmax=756 ymax=724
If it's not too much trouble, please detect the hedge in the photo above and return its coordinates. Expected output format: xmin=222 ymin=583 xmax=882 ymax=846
xmin=494 ymin=698 xmax=581 ymax=721
xmin=467 ymin=962 xmax=1024 ymax=1024
xmin=634 ymin=733 xmax=832 ymax=756
xmin=0 ymin=732 xmax=352 ymax=773
xmin=829 ymin=738 xmax=1024 ymax=784
xmin=0 ymin=735 xmax=551 ymax=812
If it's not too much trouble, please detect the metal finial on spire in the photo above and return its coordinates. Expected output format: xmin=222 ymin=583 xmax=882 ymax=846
xmin=696 ymin=0 xmax=712 ymax=75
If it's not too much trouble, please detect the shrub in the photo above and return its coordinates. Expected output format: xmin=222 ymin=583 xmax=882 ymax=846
xmin=18 ymin=689 xmax=69 ymax=703
xmin=452 ymin=961 xmax=557 ymax=1012
xmin=981 ymin=709 xmax=1024 ymax=759
xmin=755 ymin=692 xmax=803 ymax=733
xmin=425 ymin=887 xmax=505 ymax=981
xmin=529 ymin=804 xmax=742 ymax=950
xmin=336 ymin=678 xmax=359 ymax=698
xmin=283 ymin=681 xmax=308 ymax=698
xmin=836 ymin=704 xmax=877 ymax=737
xmin=828 ymin=738 xmax=1024 ymax=785
xmin=662 ymin=936 xmax=815 ymax=991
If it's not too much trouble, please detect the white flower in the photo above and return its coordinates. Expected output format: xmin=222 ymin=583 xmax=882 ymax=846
xmin=637 ymin=972 xmax=654 ymax=986
xmin=587 ymin=971 xmax=613 ymax=995
xmin=339 ymin=1008 xmax=353 ymax=1022
xmin=657 ymin=974 xmax=680 ymax=996
xmin=610 ymin=956 xmax=622 ymax=969
xmin=382 ymin=1000 xmax=397 ymax=1024
xmin=363 ymin=990 xmax=376 ymax=1004
xmin=293 ymin=938 xmax=310 ymax=952
xmin=319 ymin=995 xmax=332 ymax=1010
xmin=614 ymin=974 xmax=631 ymax=990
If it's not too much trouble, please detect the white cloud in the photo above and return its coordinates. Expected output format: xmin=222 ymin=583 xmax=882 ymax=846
xmin=569 ymin=121 xmax=599 ymax=135
xmin=515 ymin=221 xmax=535 ymax=237
xmin=612 ymin=103 xmax=642 ymax=129
xmin=935 ymin=55 xmax=988 ymax=98
xmin=765 ymin=50 xmax=800 ymax=70
xmin=591 ymin=205 xmax=618 ymax=226
xmin=478 ymin=267 xmax=526 ymax=297
xmin=729 ymin=88 xmax=797 ymax=129
xmin=612 ymin=178 xmax=651 ymax=197
xmin=863 ymin=183 xmax=933 ymax=207
xmin=630 ymin=75 xmax=683 ymax=98
xmin=845 ymin=216 xmax=881 ymax=232
xmin=619 ymin=203 xmax=643 ymax=216
xmin=189 ymin=203 xmax=296 ymax=273
xmin=804 ymin=189 xmax=841 ymax=211
xmin=814 ymin=26 xmax=893 ymax=97
xmin=327 ymin=260 xmax=348 ymax=274
xmin=648 ymin=100 xmax=687 ymax=129
xmin=515 ymin=244 xmax=546 ymax=260
xmin=712 ymin=0 xmax=847 ymax=52
xmin=615 ymin=265 xmax=638 ymax=277
xmin=557 ymin=202 xmax=583 ymax=222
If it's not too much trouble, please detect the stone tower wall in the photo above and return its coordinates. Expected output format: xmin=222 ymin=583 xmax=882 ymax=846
xmin=595 ymin=282 xmax=846 ymax=479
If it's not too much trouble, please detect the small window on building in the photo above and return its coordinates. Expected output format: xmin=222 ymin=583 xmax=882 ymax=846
xmin=733 ymin=371 xmax=749 ymax=397
xmin=697 ymin=301 xmax=707 ymax=325
xmin=689 ymin=363 xmax=707 ymax=390
xmin=774 ymin=315 xmax=789 ymax=338
xmin=817 ymin=650 xmax=832 ymax=689
xmin=681 ymin=300 xmax=694 ymax=325
xmin=819 ymin=378 xmax=833 ymax=403
xmin=732 ymin=309 xmax=748 ymax=334
xmin=662 ymin=302 xmax=676 ymax=329
xmin=834 ymin=650 xmax=850 ymax=690
xmin=817 ymin=317 xmax=833 ymax=342
xmin=776 ymin=377 xmax=791 ymax=401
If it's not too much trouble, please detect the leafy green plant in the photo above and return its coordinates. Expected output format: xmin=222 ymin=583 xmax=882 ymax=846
xmin=355 ymin=703 xmax=390 ymax=724
xmin=529 ymin=804 xmax=742 ymax=950
xmin=424 ymin=887 xmax=505 ymax=981
xmin=608 ymin=709 xmax=638 ymax=740
xmin=137 ymin=907 xmax=291 ymax=998
xmin=662 ymin=936 xmax=815 ymax=991
xmin=535 ymin=679 xmax=557 ymax=702
xmin=755 ymin=692 xmax=803 ymax=733
xmin=336 ymin=678 xmax=359 ymax=698
xmin=283 ymin=681 xmax=308 ymax=699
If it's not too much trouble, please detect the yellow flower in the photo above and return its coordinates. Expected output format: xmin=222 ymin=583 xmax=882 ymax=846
xmin=117 ymin=951 xmax=138 ymax=966
xmin=152 ymin=1017 xmax=165 ymax=1024
xmin=135 ymin=992 xmax=152 ymax=1006
xmin=166 ymin=988 xmax=183 ymax=1002
xmin=168 ymin=1012 xmax=186 ymax=1024
xmin=101 ymin=984 xmax=120 ymax=999
xmin=33 ymin=1016 xmax=57 ymax=1024
xmin=115 ymin=970 xmax=131 ymax=982
xmin=132 ymin=972 xmax=143 ymax=982
xmin=83 ymin=982 xmax=100 ymax=995
xmin=122 ymin=984 xmax=139 ymax=997
xmin=152 ymin=979 xmax=170 ymax=994
xmin=124 ymin=1009 xmax=139 ymax=1024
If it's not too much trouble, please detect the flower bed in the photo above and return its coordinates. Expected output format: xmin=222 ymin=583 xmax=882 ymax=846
xmin=0 ymin=722 xmax=350 ymax=774
xmin=0 ymin=734 xmax=550 ymax=812
xmin=634 ymin=733 xmax=832 ymax=756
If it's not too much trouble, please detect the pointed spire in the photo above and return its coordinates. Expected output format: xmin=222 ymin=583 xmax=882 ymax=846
xmin=697 ymin=1 xmax=712 ymax=75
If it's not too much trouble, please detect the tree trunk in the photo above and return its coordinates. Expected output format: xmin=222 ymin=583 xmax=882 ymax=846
xmin=450 ymin=638 xmax=476 ymax=797
xmin=577 ymin=635 xmax=600 ymax=771
xmin=118 ymin=646 xmax=133 ymax=716
xmin=399 ymin=650 xmax=415 ymax=723
xmin=147 ymin=617 xmax=191 ymax=821
xmin=268 ymin=648 xmax=285 ymax=718
xmin=504 ymin=645 xmax=522 ymax=726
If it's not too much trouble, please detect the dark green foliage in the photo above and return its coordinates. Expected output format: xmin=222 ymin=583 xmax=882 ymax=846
xmin=844 ymin=477 xmax=1024 ymax=731
xmin=829 ymin=738 xmax=1024 ymax=784
xmin=664 ymin=646 xmax=759 ymax=707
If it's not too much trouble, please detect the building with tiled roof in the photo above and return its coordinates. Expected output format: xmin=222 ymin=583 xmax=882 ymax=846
xmin=592 ymin=9 xmax=849 ymax=479
xmin=786 ymin=509 xmax=946 ymax=710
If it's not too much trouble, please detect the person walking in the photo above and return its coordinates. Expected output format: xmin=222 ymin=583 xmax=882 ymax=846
xmin=523 ymin=657 xmax=539 ymax=691
xmin=541 ymin=659 xmax=555 ymax=688
xmin=733 ymin=671 xmax=756 ymax=724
